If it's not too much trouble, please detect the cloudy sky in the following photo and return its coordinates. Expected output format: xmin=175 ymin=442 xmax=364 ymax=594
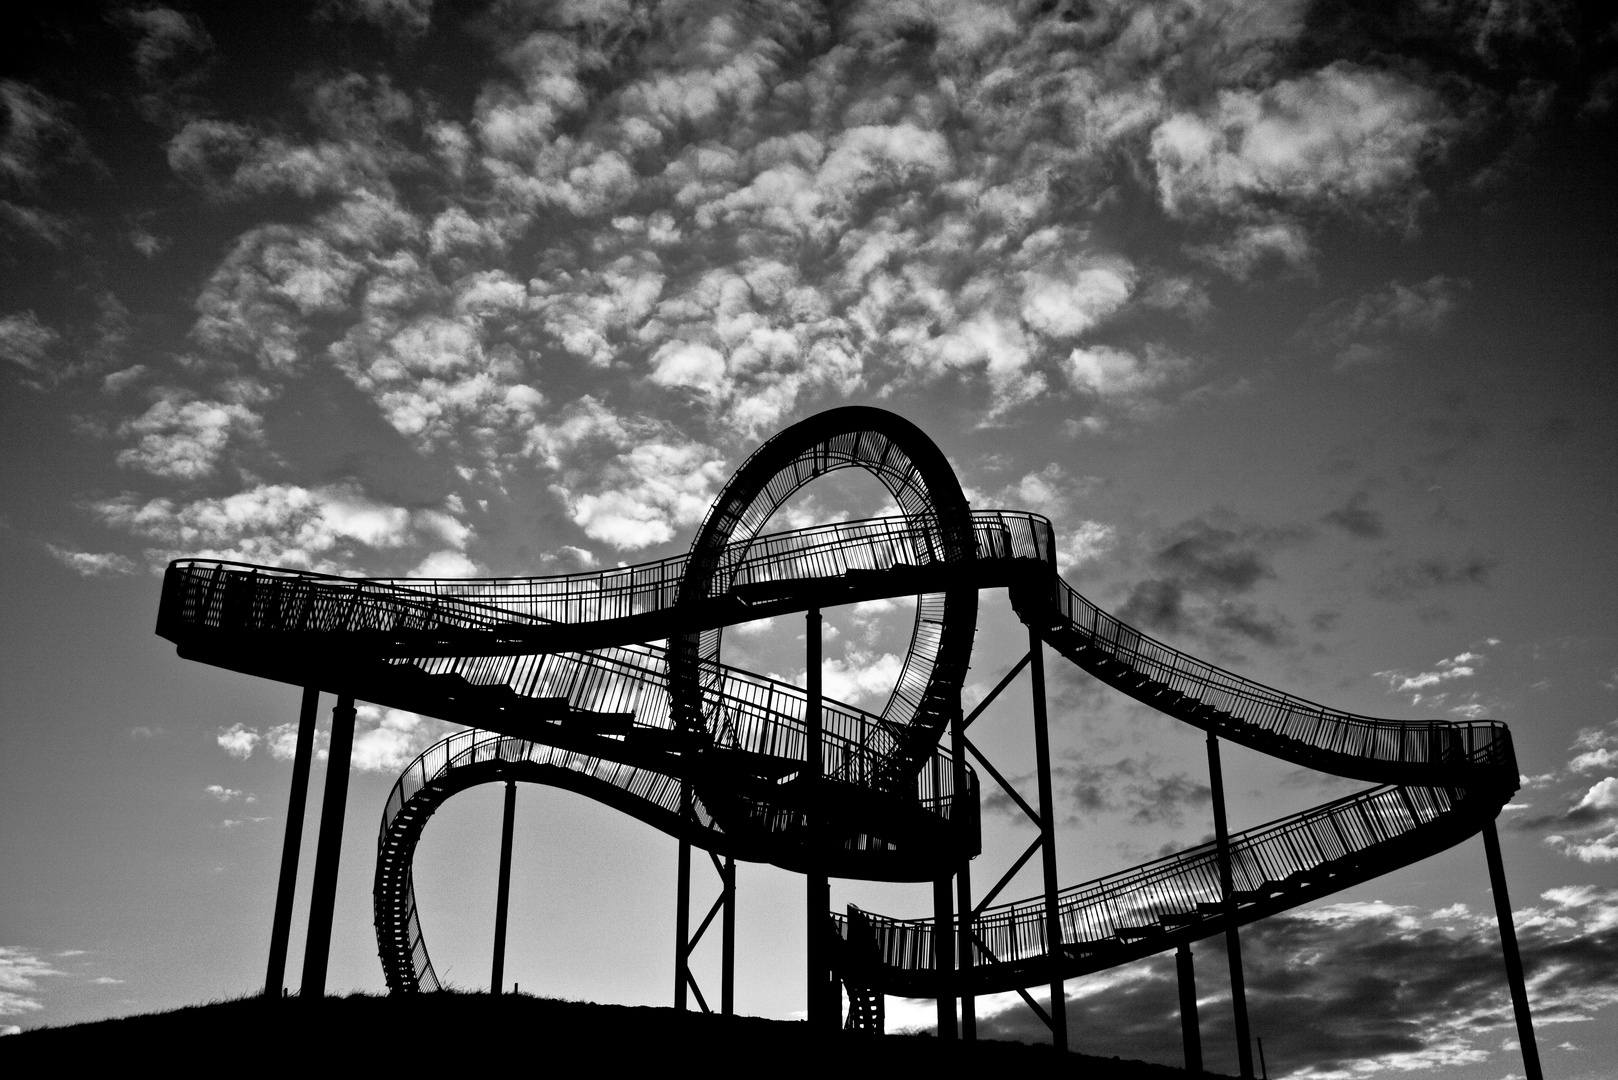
xmin=1 ymin=1 xmax=1615 ymax=1075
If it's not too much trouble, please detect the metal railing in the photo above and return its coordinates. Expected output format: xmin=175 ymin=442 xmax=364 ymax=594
xmin=835 ymin=781 xmax=1467 ymax=977
xmin=159 ymin=511 xmax=1054 ymax=643
xmin=1039 ymin=575 xmax=1512 ymax=777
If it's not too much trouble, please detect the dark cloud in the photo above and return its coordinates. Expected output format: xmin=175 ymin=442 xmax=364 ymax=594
xmin=969 ymin=896 xmax=1618 ymax=1076
xmin=1295 ymin=275 xmax=1467 ymax=368
xmin=1369 ymin=554 xmax=1499 ymax=602
xmin=1117 ymin=515 xmax=1305 ymax=650
xmin=1321 ymin=490 xmax=1384 ymax=539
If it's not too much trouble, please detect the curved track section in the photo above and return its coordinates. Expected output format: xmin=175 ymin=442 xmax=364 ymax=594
xmin=672 ymin=406 xmax=980 ymax=795
xmin=152 ymin=407 xmax=1521 ymax=1006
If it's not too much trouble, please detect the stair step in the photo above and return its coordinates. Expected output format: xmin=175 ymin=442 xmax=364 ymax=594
xmin=1114 ymin=925 xmax=1162 ymax=941
xmin=1158 ymin=912 xmax=1200 ymax=927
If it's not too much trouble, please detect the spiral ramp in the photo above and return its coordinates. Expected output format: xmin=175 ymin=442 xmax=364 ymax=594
xmin=155 ymin=406 xmax=1520 ymax=1028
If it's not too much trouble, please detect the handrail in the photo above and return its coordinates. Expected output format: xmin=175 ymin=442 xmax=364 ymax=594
xmin=159 ymin=510 xmax=1054 ymax=639
xmin=1028 ymin=575 xmax=1512 ymax=777
xmin=833 ymin=779 xmax=1473 ymax=982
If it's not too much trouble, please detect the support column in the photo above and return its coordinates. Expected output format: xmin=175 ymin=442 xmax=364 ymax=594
xmin=1207 ymin=732 xmax=1254 ymax=1078
xmin=1177 ymin=943 xmax=1203 ymax=1076
xmin=722 ymin=854 xmax=736 ymax=1017
xmin=264 ymin=687 xmax=319 ymax=997
xmin=1028 ymin=628 xmax=1068 ymax=1052
xmin=805 ymin=607 xmax=832 ymax=1030
xmin=1482 ymin=819 xmax=1542 ymax=1080
xmin=491 ymin=778 xmax=517 ymax=995
xmin=675 ymin=835 xmax=691 ymax=1011
xmin=933 ymin=876 xmax=958 ymax=1038
xmin=300 ymin=694 xmax=356 ymax=998
xmin=951 ymin=705 xmax=976 ymax=1040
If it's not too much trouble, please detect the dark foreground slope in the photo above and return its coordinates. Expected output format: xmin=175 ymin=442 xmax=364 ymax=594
xmin=2 ymin=992 xmax=1223 ymax=1075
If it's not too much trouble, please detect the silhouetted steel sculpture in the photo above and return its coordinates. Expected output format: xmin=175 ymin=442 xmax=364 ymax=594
xmin=156 ymin=406 xmax=1541 ymax=1079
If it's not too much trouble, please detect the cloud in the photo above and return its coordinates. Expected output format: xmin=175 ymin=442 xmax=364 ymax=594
xmin=1543 ymin=778 xmax=1618 ymax=863
xmin=1299 ymin=276 xmax=1468 ymax=368
xmin=973 ymin=892 xmax=1618 ymax=1076
xmin=1570 ymin=722 xmax=1618 ymax=773
xmin=1321 ymin=490 xmax=1384 ymax=539
xmin=216 ymin=724 xmax=260 ymax=760
xmin=92 ymin=483 xmax=474 ymax=574
xmin=528 ymin=398 xmax=727 ymax=551
xmin=350 ymin=705 xmax=457 ymax=772
xmin=0 ymin=311 xmax=58 ymax=370
xmin=204 ymin=784 xmax=245 ymax=802
xmin=1375 ymin=650 xmax=1485 ymax=698
xmin=0 ymin=81 xmax=94 ymax=193
xmin=0 ymin=947 xmax=65 ymax=1017
xmin=318 ymin=0 xmax=434 ymax=38
xmin=819 ymin=650 xmax=905 ymax=708
xmin=1369 ymin=554 xmax=1498 ymax=601
xmin=115 ymin=389 xmax=265 ymax=480
xmin=1116 ymin=514 xmax=1305 ymax=649
xmin=1151 ymin=63 xmax=1447 ymax=222
xmin=45 ymin=546 xmax=137 ymax=577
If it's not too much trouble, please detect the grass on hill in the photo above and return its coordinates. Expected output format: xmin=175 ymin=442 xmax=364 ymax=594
xmin=1 ymin=991 xmax=1227 ymax=1074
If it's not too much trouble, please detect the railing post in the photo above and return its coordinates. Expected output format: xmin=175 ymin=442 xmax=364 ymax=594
xmin=1177 ymin=942 xmax=1203 ymax=1075
xmin=1028 ymin=627 xmax=1068 ymax=1051
xmin=300 ymin=694 xmax=356 ymax=998
xmin=264 ymin=686 xmax=319 ymax=997
xmin=805 ymin=607 xmax=832 ymax=1030
xmin=1207 ymin=732 xmax=1254 ymax=1078
xmin=1483 ymin=818 xmax=1542 ymax=1080
xmin=722 ymin=854 xmax=736 ymax=1017
xmin=491 ymin=778 xmax=517 ymax=995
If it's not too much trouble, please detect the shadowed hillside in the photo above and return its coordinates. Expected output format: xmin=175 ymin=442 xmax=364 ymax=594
xmin=2 ymin=992 xmax=1226 ymax=1074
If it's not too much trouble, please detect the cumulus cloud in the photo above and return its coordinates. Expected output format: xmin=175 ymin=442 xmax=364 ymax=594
xmin=1321 ymin=490 xmax=1384 ymax=539
xmin=93 ymin=483 xmax=473 ymax=574
xmin=116 ymin=389 xmax=264 ymax=480
xmin=1151 ymin=63 xmax=1447 ymax=222
xmin=528 ymin=398 xmax=727 ymax=551
xmin=216 ymin=724 xmax=260 ymax=759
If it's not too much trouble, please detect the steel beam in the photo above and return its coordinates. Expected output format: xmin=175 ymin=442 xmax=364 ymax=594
xmin=950 ymin=702 xmax=976 ymax=1040
xmin=722 ymin=854 xmax=736 ymax=1017
xmin=264 ymin=686 xmax=318 ymax=997
xmin=805 ymin=607 xmax=832 ymax=1029
xmin=300 ymin=694 xmax=356 ymax=998
xmin=490 ymin=778 xmax=516 ymax=995
xmin=934 ymin=875 xmax=957 ymax=1039
xmin=675 ymin=835 xmax=691 ymax=1011
xmin=1028 ymin=628 xmax=1068 ymax=1051
xmin=1177 ymin=943 xmax=1203 ymax=1076
xmin=1483 ymin=818 xmax=1542 ymax=1080
xmin=1207 ymin=732 xmax=1254 ymax=1078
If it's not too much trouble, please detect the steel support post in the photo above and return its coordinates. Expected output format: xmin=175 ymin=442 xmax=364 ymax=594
xmin=950 ymin=704 xmax=976 ymax=1040
xmin=722 ymin=854 xmax=736 ymax=1017
xmin=300 ymin=694 xmax=356 ymax=998
xmin=1482 ymin=818 xmax=1542 ymax=1080
xmin=1028 ymin=628 xmax=1068 ymax=1051
xmin=675 ymin=833 xmax=691 ymax=1011
xmin=264 ymin=686 xmax=319 ymax=997
xmin=933 ymin=875 xmax=958 ymax=1038
xmin=1177 ymin=943 xmax=1203 ymax=1076
xmin=805 ymin=607 xmax=832 ymax=1029
xmin=491 ymin=778 xmax=517 ymax=995
xmin=1206 ymin=732 xmax=1254 ymax=1078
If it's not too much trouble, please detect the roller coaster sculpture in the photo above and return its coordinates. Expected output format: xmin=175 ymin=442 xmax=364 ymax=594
xmin=155 ymin=407 xmax=1541 ymax=1078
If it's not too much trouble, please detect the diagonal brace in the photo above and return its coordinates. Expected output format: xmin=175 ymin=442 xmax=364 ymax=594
xmin=962 ymin=652 xmax=1032 ymax=731
xmin=975 ymin=835 xmax=1045 ymax=919
xmin=968 ymin=929 xmax=1054 ymax=1032
xmin=964 ymin=736 xmax=1041 ymax=826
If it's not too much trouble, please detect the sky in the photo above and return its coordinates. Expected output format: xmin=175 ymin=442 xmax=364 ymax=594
xmin=1 ymin=1 xmax=1615 ymax=1076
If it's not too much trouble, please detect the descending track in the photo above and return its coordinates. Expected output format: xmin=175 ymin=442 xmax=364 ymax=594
xmin=155 ymin=406 xmax=1519 ymax=1006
